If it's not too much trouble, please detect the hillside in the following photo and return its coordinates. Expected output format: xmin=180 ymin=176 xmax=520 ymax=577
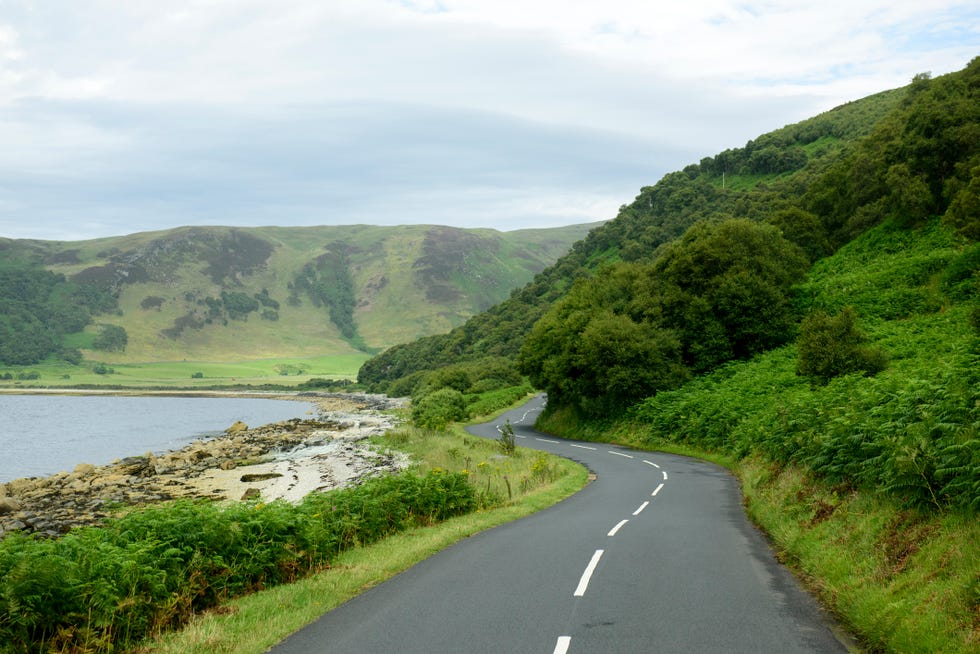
xmin=359 ymin=60 xmax=979 ymax=391
xmin=363 ymin=57 xmax=980 ymax=653
xmin=357 ymin=81 xmax=909 ymax=386
xmin=0 ymin=222 xmax=597 ymax=365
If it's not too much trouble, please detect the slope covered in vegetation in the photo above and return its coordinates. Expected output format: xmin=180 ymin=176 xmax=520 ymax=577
xmin=360 ymin=59 xmax=979 ymax=394
xmin=361 ymin=58 xmax=980 ymax=652
xmin=0 ymin=222 xmax=596 ymax=366
xmin=357 ymin=83 xmax=908 ymax=387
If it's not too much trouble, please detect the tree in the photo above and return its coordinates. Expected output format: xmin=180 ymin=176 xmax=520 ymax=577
xmin=768 ymin=207 xmax=832 ymax=262
xmin=796 ymin=307 xmax=888 ymax=383
xmin=652 ymin=218 xmax=809 ymax=370
xmin=92 ymin=325 xmax=128 ymax=352
xmin=411 ymin=388 xmax=467 ymax=431
xmin=943 ymin=165 xmax=980 ymax=240
xmin=518 ymin=265 xmax=689 ymax=416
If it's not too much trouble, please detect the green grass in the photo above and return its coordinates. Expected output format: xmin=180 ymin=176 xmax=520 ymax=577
xmin=0 ymin=354 xmax=370 ymax=389
xmin=132 ymin=402 xmax=588 ymax=654
xmin=739 ymin=457 xmax=980 ymax=654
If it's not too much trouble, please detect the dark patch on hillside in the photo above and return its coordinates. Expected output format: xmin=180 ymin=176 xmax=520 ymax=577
xmin=44 ymin=249 xmax=81 ymax=265
xmin=73 ymin=228 xmax=275 ymax=293
xmin=291 ymin=242 xmax=361 ymax=343
xmin=413 ymin=227 xmax=497 ymax=303
xmin=73 ymin=262 xmax=150 ymax=291
xmin=161 ymin=312 xmax=206 ymax=340
xmin=200 ymin=230 xmax=275 ymax=284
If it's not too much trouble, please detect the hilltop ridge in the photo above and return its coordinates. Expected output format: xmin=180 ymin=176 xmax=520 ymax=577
xmin=0 ymin=222 xmax=598 ymax=367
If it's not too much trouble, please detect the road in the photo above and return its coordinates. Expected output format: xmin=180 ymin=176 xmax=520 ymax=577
xmin=271 ymin=395 xmax=851 ymax=653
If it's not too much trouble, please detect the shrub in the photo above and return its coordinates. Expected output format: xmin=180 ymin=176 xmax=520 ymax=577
xmin=91 ymin=324 xmax=128 ymax=352
xmin=796 ymin=307 xmax=888 ymax=383
xmin=0 ymin=470 xmax=476 ymax=653
xmin=498 ymin=421 xmax=516 ymax=455
xmin=411 ymin=388 xmax=467 ymax=430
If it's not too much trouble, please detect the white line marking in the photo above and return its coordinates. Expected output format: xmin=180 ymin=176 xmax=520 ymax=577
xmin=608 ymin=519 xmax=629 ymax=536
xmin=643 ymin=459 xmax=661 ymax=469
xmin=662 ymin=471 xmax=668 ymax=481
xmin=633 ymin=501 xmax=649 ymax=515
xmin=536 ymin=438 xmax=560 ymax=443
xmin=553 ymin=636 xmax=572 ymax=654
xmin=608 ymin=450 xmax=634 ymax=459
xmin=516 ymin=434 xmax=527 ymax=439
xmin=652 ymin=483 xmax=665 ymax=497
xmin=569 ymin=444 xmax=597 ymax=450
xmin=574 ymin=549 xmax=604 ymax=596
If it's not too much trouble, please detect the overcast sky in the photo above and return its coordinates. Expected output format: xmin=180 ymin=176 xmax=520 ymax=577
xmin=0 ymin=1 xmax=977 ymax=242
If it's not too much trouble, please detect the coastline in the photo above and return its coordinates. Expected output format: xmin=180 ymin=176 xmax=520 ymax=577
xmin=0 ymin=391 xmax=409 ymax=539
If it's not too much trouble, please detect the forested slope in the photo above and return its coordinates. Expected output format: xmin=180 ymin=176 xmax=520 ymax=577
xmin=357 ymin=82 xmax=907 ymax=387
xmin=359 ymin=59 xmax=979 ymax=395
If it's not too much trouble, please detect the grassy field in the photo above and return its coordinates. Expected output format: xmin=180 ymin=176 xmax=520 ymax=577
xmin=0 ymin=354 xmax=371 ymax=389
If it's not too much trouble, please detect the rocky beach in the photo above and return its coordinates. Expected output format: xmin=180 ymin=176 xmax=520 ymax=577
xmin=0 ymin=392 xmax=409 ymax=539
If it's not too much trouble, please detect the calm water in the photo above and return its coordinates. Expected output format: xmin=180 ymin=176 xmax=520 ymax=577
xmin=0 ymin=395 xmax=316 ymax=482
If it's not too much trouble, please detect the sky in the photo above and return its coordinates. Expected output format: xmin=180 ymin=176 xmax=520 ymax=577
xmin=0 ymin=1 xmax=977 ymax=242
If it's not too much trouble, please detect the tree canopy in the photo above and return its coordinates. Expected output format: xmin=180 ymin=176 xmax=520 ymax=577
xmin=517 ymin=219 xmax=807 ymax=415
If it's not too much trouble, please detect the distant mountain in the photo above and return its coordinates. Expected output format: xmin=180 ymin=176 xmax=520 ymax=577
xmin=0 ymin=222 xmax=599 ymax=363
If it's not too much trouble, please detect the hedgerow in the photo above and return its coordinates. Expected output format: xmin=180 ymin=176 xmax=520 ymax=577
xmin=0 ymin=470 xmax=475 ymax=654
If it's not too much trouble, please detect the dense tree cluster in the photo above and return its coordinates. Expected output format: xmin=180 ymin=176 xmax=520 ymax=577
xmin=291 ymin=245 xmax=361 ymax=345
xmin=0 ymin=264 xmax=116 ymax=365
xmin=518 ymin=219 xmax=807 ymax=415
xmin=91 ymin=324 xmax=129 ymax=352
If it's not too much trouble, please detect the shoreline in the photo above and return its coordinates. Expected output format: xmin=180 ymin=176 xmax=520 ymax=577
xmin=0 ymin=392 xmax=409 ymax=539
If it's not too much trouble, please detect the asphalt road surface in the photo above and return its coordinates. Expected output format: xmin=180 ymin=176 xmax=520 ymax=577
xmin=271 ymin=395 xmax=852 ymax=653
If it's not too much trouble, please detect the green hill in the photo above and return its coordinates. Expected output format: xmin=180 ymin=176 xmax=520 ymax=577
xmin=0 ymin=222 xmax=598 ymax=368
xmin=358 ymin=61 xmax=978 ymax=391
xmin=357 ymin=58 xmax=980 ymax=653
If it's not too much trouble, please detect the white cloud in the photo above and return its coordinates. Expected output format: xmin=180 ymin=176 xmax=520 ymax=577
xmin=0 ymin=1 xmax=976 ymax=240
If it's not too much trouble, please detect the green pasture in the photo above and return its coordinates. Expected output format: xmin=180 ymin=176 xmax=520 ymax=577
xmin=0 ymin=354 xmax=371 ymax=389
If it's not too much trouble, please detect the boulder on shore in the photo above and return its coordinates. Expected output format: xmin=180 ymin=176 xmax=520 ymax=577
xmin=0 ymin=393 xmax=408 ymax=539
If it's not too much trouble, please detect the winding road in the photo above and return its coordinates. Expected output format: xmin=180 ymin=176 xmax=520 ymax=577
xmin=271 ymin=395 xmax=851 ymax=653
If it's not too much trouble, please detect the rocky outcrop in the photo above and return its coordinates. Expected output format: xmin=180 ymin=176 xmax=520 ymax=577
xmin=0 ymin=394 xmax=408 ymax=540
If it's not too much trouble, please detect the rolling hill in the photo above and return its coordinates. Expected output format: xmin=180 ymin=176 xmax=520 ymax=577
xmin=0 ymin=222 xmax=599 ymax=365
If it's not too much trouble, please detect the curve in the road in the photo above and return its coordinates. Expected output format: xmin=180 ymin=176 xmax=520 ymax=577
xmin=271 ymin=395 xmax=852 ymax=654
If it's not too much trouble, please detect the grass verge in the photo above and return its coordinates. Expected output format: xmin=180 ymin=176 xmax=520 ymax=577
xmin=134 ymin=420 xmax=588 ymax=654
xmin=738 ymin=457 xmax=980 ymax=654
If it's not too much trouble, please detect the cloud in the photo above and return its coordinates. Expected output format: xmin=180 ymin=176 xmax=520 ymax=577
xmin=0 ymin=1 xmax=976 ymax=240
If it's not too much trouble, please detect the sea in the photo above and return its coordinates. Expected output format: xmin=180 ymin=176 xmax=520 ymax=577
xmin=0 ymin=394 xmax=317 ymax=482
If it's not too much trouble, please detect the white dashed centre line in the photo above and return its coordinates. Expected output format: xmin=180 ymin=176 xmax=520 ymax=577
xmin=608 ymin=450 xmax=634 ymax=459
xmin=574 ymin=549 xmax=604 ymax=597
xmin=553 ymin=636 xmax=571 ymax=654
xmin=607 ymin=519 xmax=629 ymax=536
xmin=633 ymin=501 xmax=650 ymax=515
xmin=536 ymin=438 xmax=560 ymax=444
xmin=652 ymin=483 xmax=665 ymax=497
xmin=569 ymin=444 xmax=597 ymax=450
xmin=662 ymin=470 xmax=669 ymax=481
xmin=643 ymin=459 xmax=661 ymax=468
